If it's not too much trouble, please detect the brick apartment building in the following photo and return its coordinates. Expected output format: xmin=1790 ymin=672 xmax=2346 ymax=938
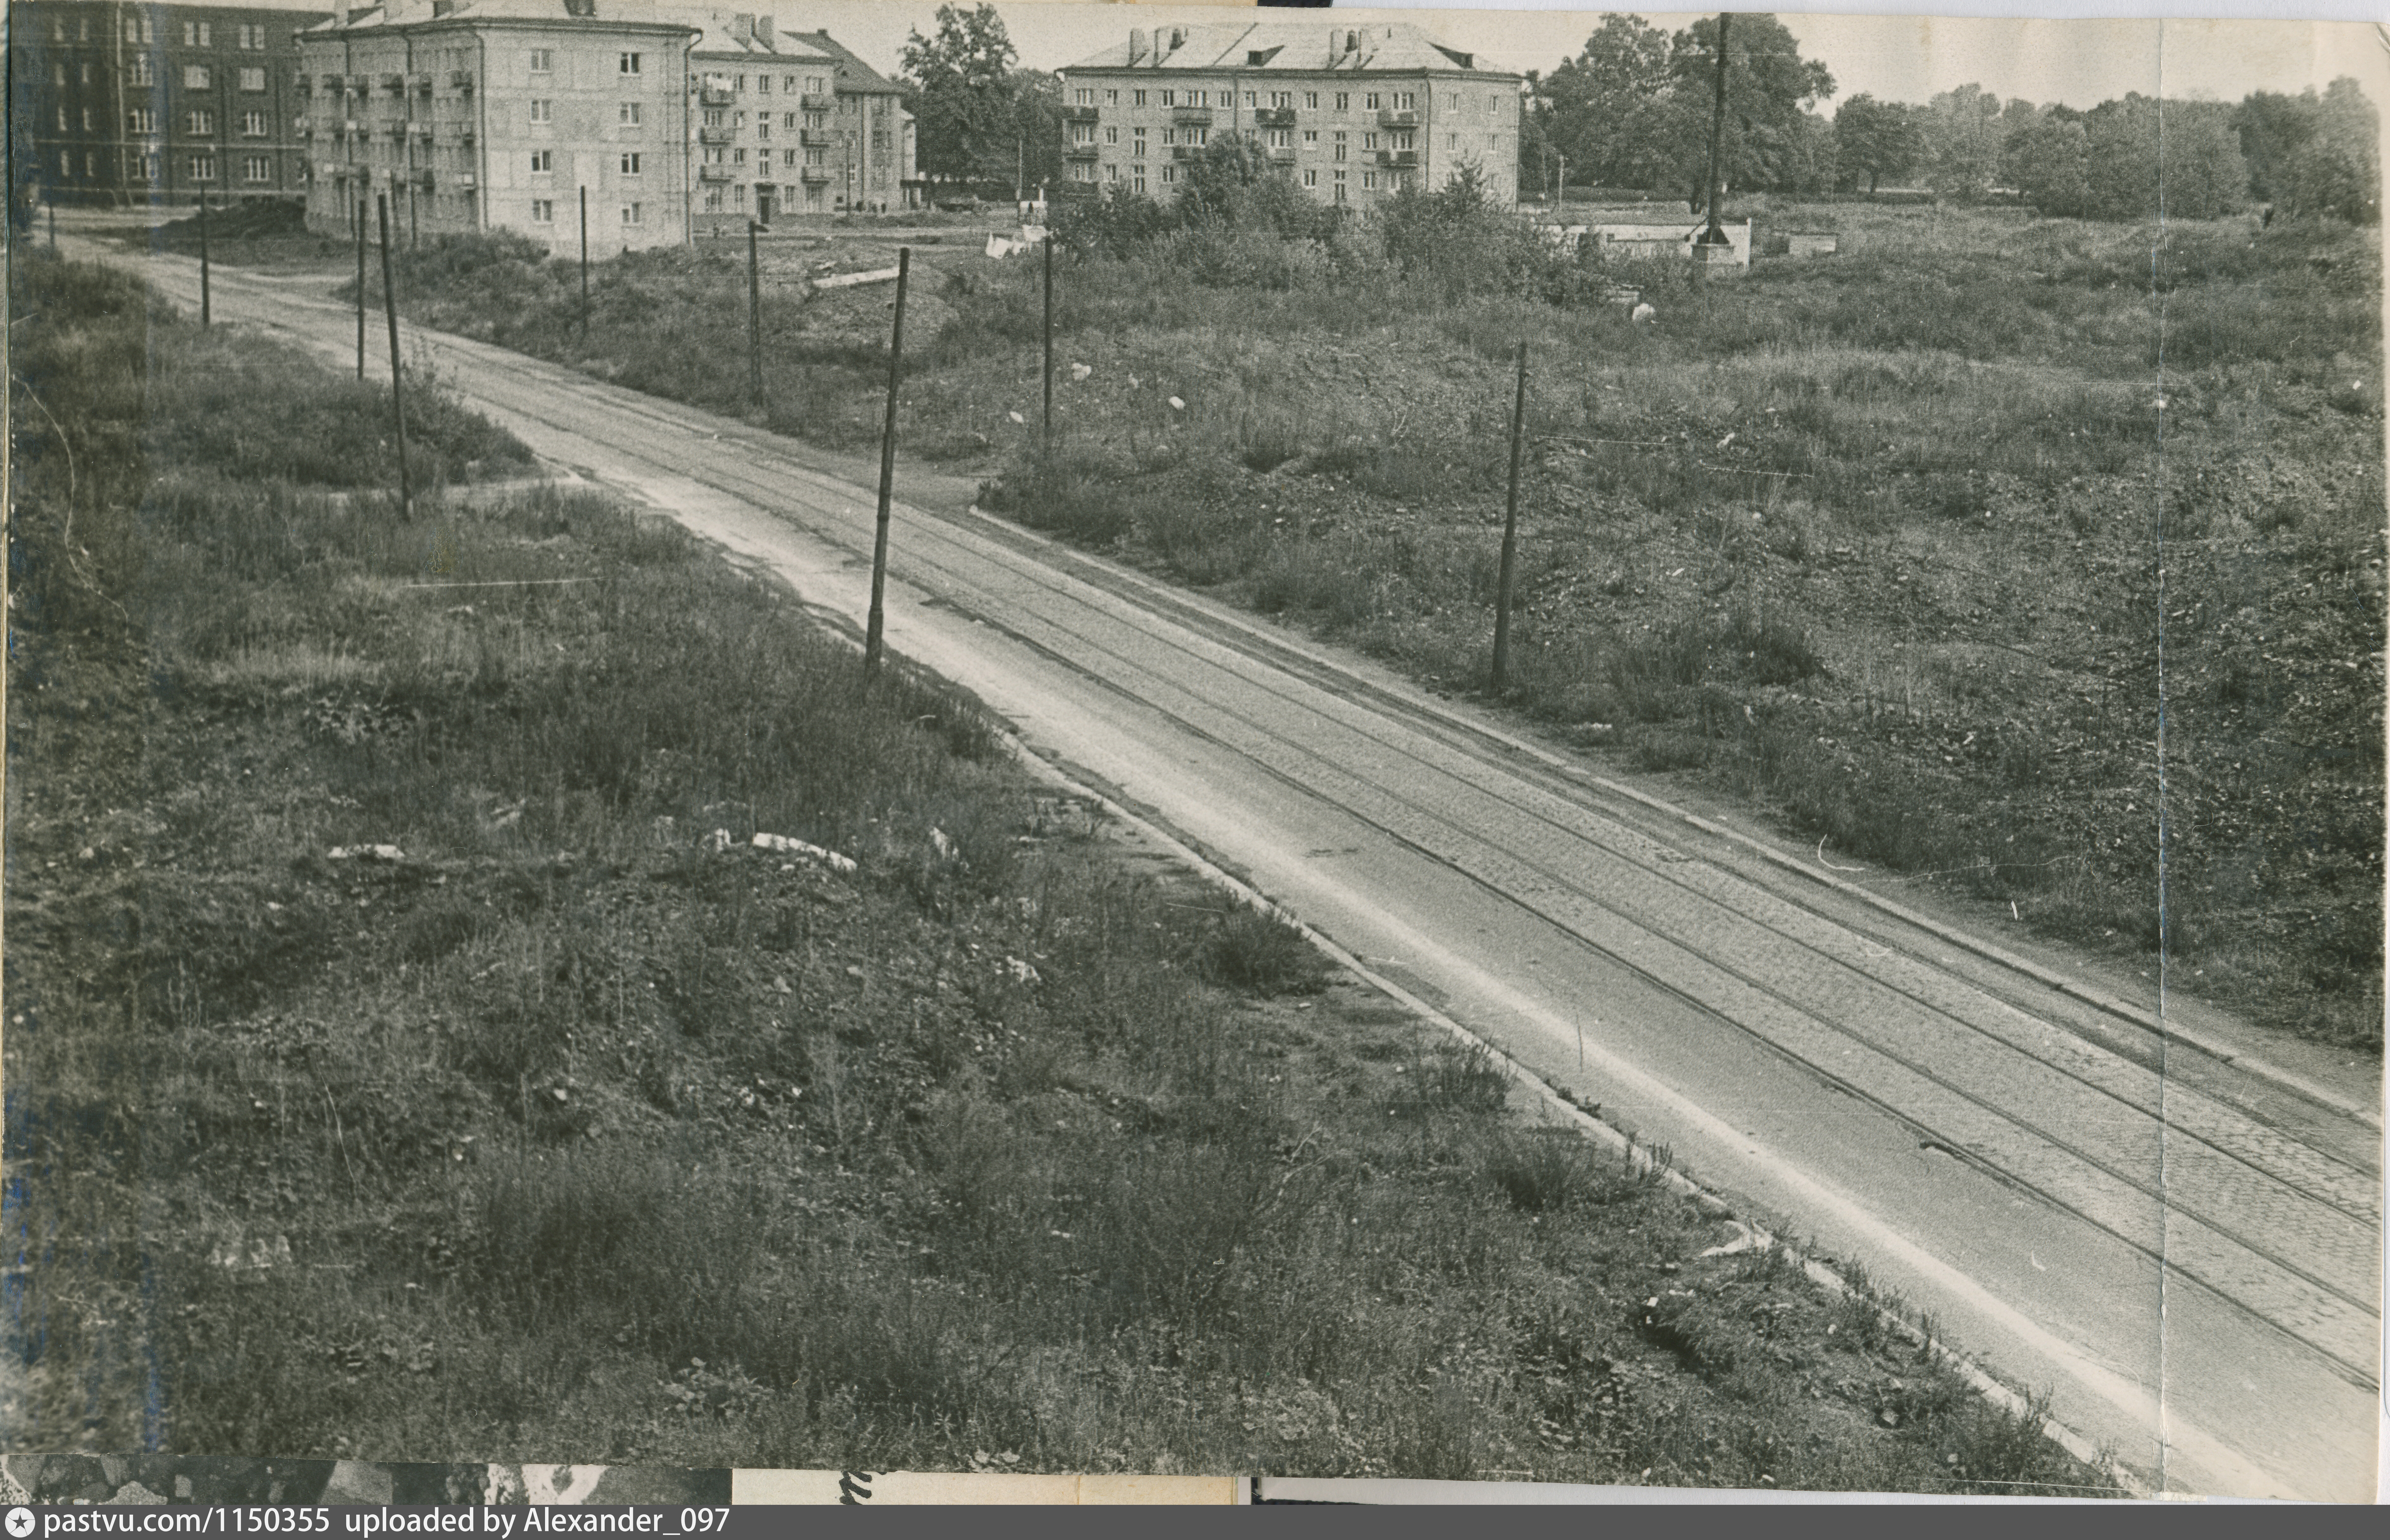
xmin=687 ymin=9 xmax=912 ymax=232
xmin=1055 ymin=22 xmax=1521 ymax=209
xmin=9 ymin=1 xmax=328 ymax=211
xmin=297 ymin=0 xmax=699 ymax=254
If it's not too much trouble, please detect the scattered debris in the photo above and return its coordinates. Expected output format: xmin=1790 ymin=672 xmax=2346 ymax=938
xmin=750 ymin=832 xmax=857 ymax=874
xmin=326 ymin=844 xmax=404 ymax=862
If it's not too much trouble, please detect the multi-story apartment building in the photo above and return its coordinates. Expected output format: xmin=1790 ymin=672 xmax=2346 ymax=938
xmin=297 ymin=0 xmax=698 ymax=254
xmin=9 ymin=2 xmax=328 ymax=210
xmin=1056 ymin=22 xmax=1521 ymax=209
xmin=686 ymin=10 xmax=912 ymax=228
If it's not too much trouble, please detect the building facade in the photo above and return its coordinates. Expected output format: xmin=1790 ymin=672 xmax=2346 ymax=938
xmin=9 ymin=2 xmax=328 ymax=211
xmin=1055 ymin=22 xmax=1521 ymax=209
xmin=297 ymin=0 xmax=698 ymax=254
xmin=684 ymin=10 xmax=912 ymax=230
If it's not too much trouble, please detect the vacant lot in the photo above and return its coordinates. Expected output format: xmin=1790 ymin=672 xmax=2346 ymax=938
xmin=346 ymin=195 xmax=2383 ymax=1048
xmin=5 ymin=254 xmax=2115 ymax=1492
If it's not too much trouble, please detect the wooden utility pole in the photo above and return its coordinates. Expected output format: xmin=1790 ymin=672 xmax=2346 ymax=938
xmin=748 ymin=220 xmax=763 ymax=404
xmin=198 ymin=192 xmax=211 ymax=328
xmin=1491 ymin=340 xmax=1529 ymax=692
xmin=578 ymin=186 xmax=590 ymax=339
xmin=377 ymin=194 xmax=412 ymax=521
xmin=1699 ymin=12 xmax=1732 ymax=249
xmin=48 ymin=197 xmax=56 ymax=251
xmin=1042 ymin=233 xmax=1054 ymax=449
xmin=354 ymin=196 xmax=367 ymax=379
xmin=863 ymin=247 xmax=912 ymax=675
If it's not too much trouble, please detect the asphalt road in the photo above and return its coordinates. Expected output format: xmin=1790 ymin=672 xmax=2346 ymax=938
xmin=88 ymin=238 xmax=2382 ymax=1500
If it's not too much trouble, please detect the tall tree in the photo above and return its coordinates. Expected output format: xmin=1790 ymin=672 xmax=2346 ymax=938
xmin=2236 ymin=79 xmax=2380 ymax=223
xmin=1665 ymin=14 xmax=1837 ymax=202
xmin=2004 ymin=110 xmax=2091 ymax=217
xmin=1537 ymin=15 xmax=1682 ymax=192
xmin=1833 ymin=93 xmax=1925 ymax=194
xmin=901 ymin=3 xmax=1024 ymax=192
xmin=1919 ymin=83 xmax=2005 ymax=202
xmin=2079 ymin=95 xmax=2248 ymax=221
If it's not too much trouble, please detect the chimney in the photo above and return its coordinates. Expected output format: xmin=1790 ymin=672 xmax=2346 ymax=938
xmin=335 ymin=1 xmax=350 ymax=24
xmin=1128 ymin=28 xmax=1146 ymax=66
xmin=755 ymin=15 xmax=774 ymax=49
xmin=731 ymin=13 xmax=753 ymax=45
xmin=1168 ymin=28 xmax=1185 ymax=54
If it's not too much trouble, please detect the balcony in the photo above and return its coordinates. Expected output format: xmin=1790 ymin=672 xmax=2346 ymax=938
xmin=411 ymin=73 xmax=434 ymax=95
xmin=1266 ymin=146 xmax=1296 ymax=164
xmin=1376 ymin=109 xmax=1418 ymax=128
xmin=1065 ymin=143 xmax=1099 ymax=162
xmin=1376 ymin=148 xmax=1418 ymax=168
xmin=380 ymin=73 xmax=407 ymax=94
xmin=449 ymin=70 xmax=475 ymax=93
xmin=1170 ymin=144 xmax=1202 ymax=161
xmin=1253 ymin=107 xmax=1296 ymax=128
xmin=698 ymin=126 xmax=732 ymax=146
xmin=699 ymin=164 xmax=733 ymax=182
xmin=1059 ymin=105 xmax=1099 ymax=123
xmin=799 ymin=165 xmax=830 ymax=184
xmin=1170 ymin=106 xmax=1212 ymax=126
xmin=797 ymin=128 xmax=830 ymax=148
xmin=699 ymin=85 xmax=734 ymax=107
xmin=799 ymin=93 xmax=835 ymax=111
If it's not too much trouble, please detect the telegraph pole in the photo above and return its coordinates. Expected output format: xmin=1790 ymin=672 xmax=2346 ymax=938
xmin=1491 ymin=340 xmax=1529 ymax=692
xmin=1699 ymin=12 xmax=1731 ymax=249
xmin=377 ymin=193 xmax=412 ymax=522
xmin=863 ymin=248 xmax=912 ymax=675
xmin=198 ymin=192 xmax=211 ymax=328
xmin=748 ymin=219 xmax=763 ymax=404
xmin=1042 ymin=233 xmax=1054 ymax=449
xmin=579 ymin=186 xmax=590 ymax=339
xmin=355 ymin=195 xmax=367 ymax=379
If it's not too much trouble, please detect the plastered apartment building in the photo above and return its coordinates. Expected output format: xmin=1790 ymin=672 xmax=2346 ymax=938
xmin=297 ymin=0 xmax=699 ymax=253
xmin=1055 ymin=22 xmax=1521 ymax=209
xmin=687 ymin=10 xmax=913 ymax=230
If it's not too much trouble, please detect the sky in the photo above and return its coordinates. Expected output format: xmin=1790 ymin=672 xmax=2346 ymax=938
xmin=216 ymin=2 xmax=2390 ymax=110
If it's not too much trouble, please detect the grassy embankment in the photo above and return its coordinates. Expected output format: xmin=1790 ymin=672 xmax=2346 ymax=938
xmin=354 ymin=199 xmax=2385 ymax=1048
xmin=4 ymin=253 xmax=2119 ymax=1492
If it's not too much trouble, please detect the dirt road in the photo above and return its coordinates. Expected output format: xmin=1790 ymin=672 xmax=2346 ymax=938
xmin=97 ymin=239 xmax=2381 ymax=1500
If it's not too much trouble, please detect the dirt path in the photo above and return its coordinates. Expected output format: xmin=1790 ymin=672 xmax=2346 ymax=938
xmin=94 ymin=240 xmax=2381 ymax=1502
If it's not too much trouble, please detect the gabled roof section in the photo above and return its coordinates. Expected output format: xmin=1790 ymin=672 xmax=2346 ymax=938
xmin=301 ymin=1 xmax=696 ymax=36
xmin=1063 ymin=21 xmax=1513 ymax=79
xmin=780 ymin=29 xmax=900 ymax=95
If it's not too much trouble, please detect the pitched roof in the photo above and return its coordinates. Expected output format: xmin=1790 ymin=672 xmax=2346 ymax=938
xmin=302 ymin=1 xmax=697 ymax=36
xmin=777 ymin=28 xmax=899 ymax=95
xmin=1063 ymin=21 xmax=1512 ymax=79
xmin=689 ymin=9 xmax=835 ymax=62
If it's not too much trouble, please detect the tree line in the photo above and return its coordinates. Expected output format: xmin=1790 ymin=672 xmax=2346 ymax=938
xmin=897 ymin=4 xmax=2379 ymax=225
xmin=1525 ymin=13 xmax=2379 ymax=222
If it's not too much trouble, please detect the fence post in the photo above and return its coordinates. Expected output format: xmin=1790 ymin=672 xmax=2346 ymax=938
xmin=749 ymin=219 xmax=763 ymax=405
xmin=1491 ymin=340 xmax=1529 ymax=692
xmin=355 ymin=195 xmax=367 ymax=379
xmin=198 ymin=192 xmax=211 ymax=328
xmin=579 ymin=186 xmax=590 ymax=339
xmin=377 ymin=193 xmax=412 ymax=522
xmin=863 ymin=247 xmax=912 ymax=675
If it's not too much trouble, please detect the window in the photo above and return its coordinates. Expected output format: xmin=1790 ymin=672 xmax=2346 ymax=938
xmin=52 ymin=64 xmax=63 ymax=89
xmin=183 ymin=22 xmax=210 ymax=47
xmin=757 ymin=76 xmax=770 ymax=94
xmin=1306 ymin=92 xmax=1319 ymax=109
xmin=1105 ymin=127 xmax=1118 ymax=145
xmin=619 ymin=102 xmax=642 ymax=125
xmin=1273 ymin=92 xmax=1292 ymax=108
xmin=785 ymin=76 xmax=798 ymax=93
xmin=1489 ymin=133 xmax=1500 ymax=149
xmin=529 ymin=49 xmax=553 ymax=73
xmin=1132 ymin=90 xmax=1146 ymax=107
xmin=530 ymin=149 xmax=552 ymax=172
xmin=1105 ymin=89 xmax=1118 ymax=105
xmin=731 ymin=185 xmax=745 ymax=209
xmin=240 ymin=67 xmax=265 ymax=92
xmin=1073 ymin=88 xmax=1094 ymax=106
xmin=184 ymin=65 xmax=212 ymax=90
xmin=806 ymin=76 xmax=824 ymax=94
xmin=1304 ymin=129 xmax=1318 ymax=146
xmin=1362 ymin=171 xmax=1378 ymax=190
xmin=803 ymin=147 xmax=822 ymax=167
xmin=529 ymin=100 xmax=552 ymax=123
xmin=1243 ymin=91 xmax=1256 ymax=107
xmin=188 ymin=111 xmax=215 ymax=136
xmin=1160 ymin=165 xmax=1176 ymax=184
xmin=87 ymin=152 xmax=97 ymax=177
xmin=1188 ymin=127 xmax=1207 ymax=146
xmin=532 ymin=198 xmax=554 ymax=223
xmin=79 ymin=62 xmax=89 ymax=85
xmin=241 ymin=24 xmax=265 ymax=50
xmin=1448 ymin=133 xmax=1458 ymax=149
xmin=704 ymin=109 xmax=724 ymax=128
xmin=1133 ymin=128 xmax=1146 ymax=159
xmin=1267 ymin=129 xmax=1290 ymax=148
xmin=244 ymin=155 xmax=270 ymax=183
xmin=1160 ymin=128 xmax=1174 ymax=147
xmin=1158 ymin=90 xmax=1173 ymax=107
xmin=1448 ymin=94 xmax=1459 ymax=110
xmin=242 ymin=111 xmax=268 ymax=137
xmin=129 ymin=109 xmax=157 ymax=134
xmin=190 ymin=153 xmax=217 ymax=181
xmin=1395 ymin=92 xmax=1416 ymax=110
xmin=783 ymin=113 xmax=796 ymax=130
xmin=703 ymin=187 xmax=722 ymax=212
xmin=55 ymin=108 xmax=66 ymax=132
xmin=57 ymin=152 xmax=68 ymax=178
xmin=620 ymin=152 xmax=641 ymax=175
xmin=1334 ymin=169 xmax=1347 ymax=203
xmin=1364 ymin=93 xmax=1379 ymax=110
xmin=758 ymin=120 xmax=769 ymax=139
xmin=1133 ymin=173 xmax=1146 ymax=193
xmin=1362 ymin=133 xmax=1378 ymax=151
xmin=783 ymin=149 xmax=796 ymax=167
xmin=1335 ymin=93 xmax=1349 ymax=111
xmin=733 ymin=148 xmax=746 ymax=165
xmin=1069 ymin=123 xmax=1095 ymax=145
xmin=619 ymin=53 xmax=642 ymax=75
xmin=621 ymin=202 xmax=643 ymax=225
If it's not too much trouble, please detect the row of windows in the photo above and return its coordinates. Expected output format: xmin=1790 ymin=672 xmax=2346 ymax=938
xmin=52 ymin=151 xmax=283 ymax=183
xmin=530 ymin=199 xmax=641 ymax=225
xmin=1070 ymin=85 xmax=1507 ymax=113
xmin=46 ymin=14 xmax=275 ymax=50
xmin=93 ymin=108 xmax=281 ymax=137
xmin=526 ymin=101 xmax=648 ymax=125
xmin=107 ymin=62 xmax=275 ymax=90
xmin=1066 ymin=160 xmax=1400 ymax=200
xmin=698 ymin=71 xmax=832 ymax=94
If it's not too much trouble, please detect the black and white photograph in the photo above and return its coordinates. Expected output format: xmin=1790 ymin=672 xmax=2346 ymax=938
xmin=2 ymin=0 xmax=2381 ymax=1505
